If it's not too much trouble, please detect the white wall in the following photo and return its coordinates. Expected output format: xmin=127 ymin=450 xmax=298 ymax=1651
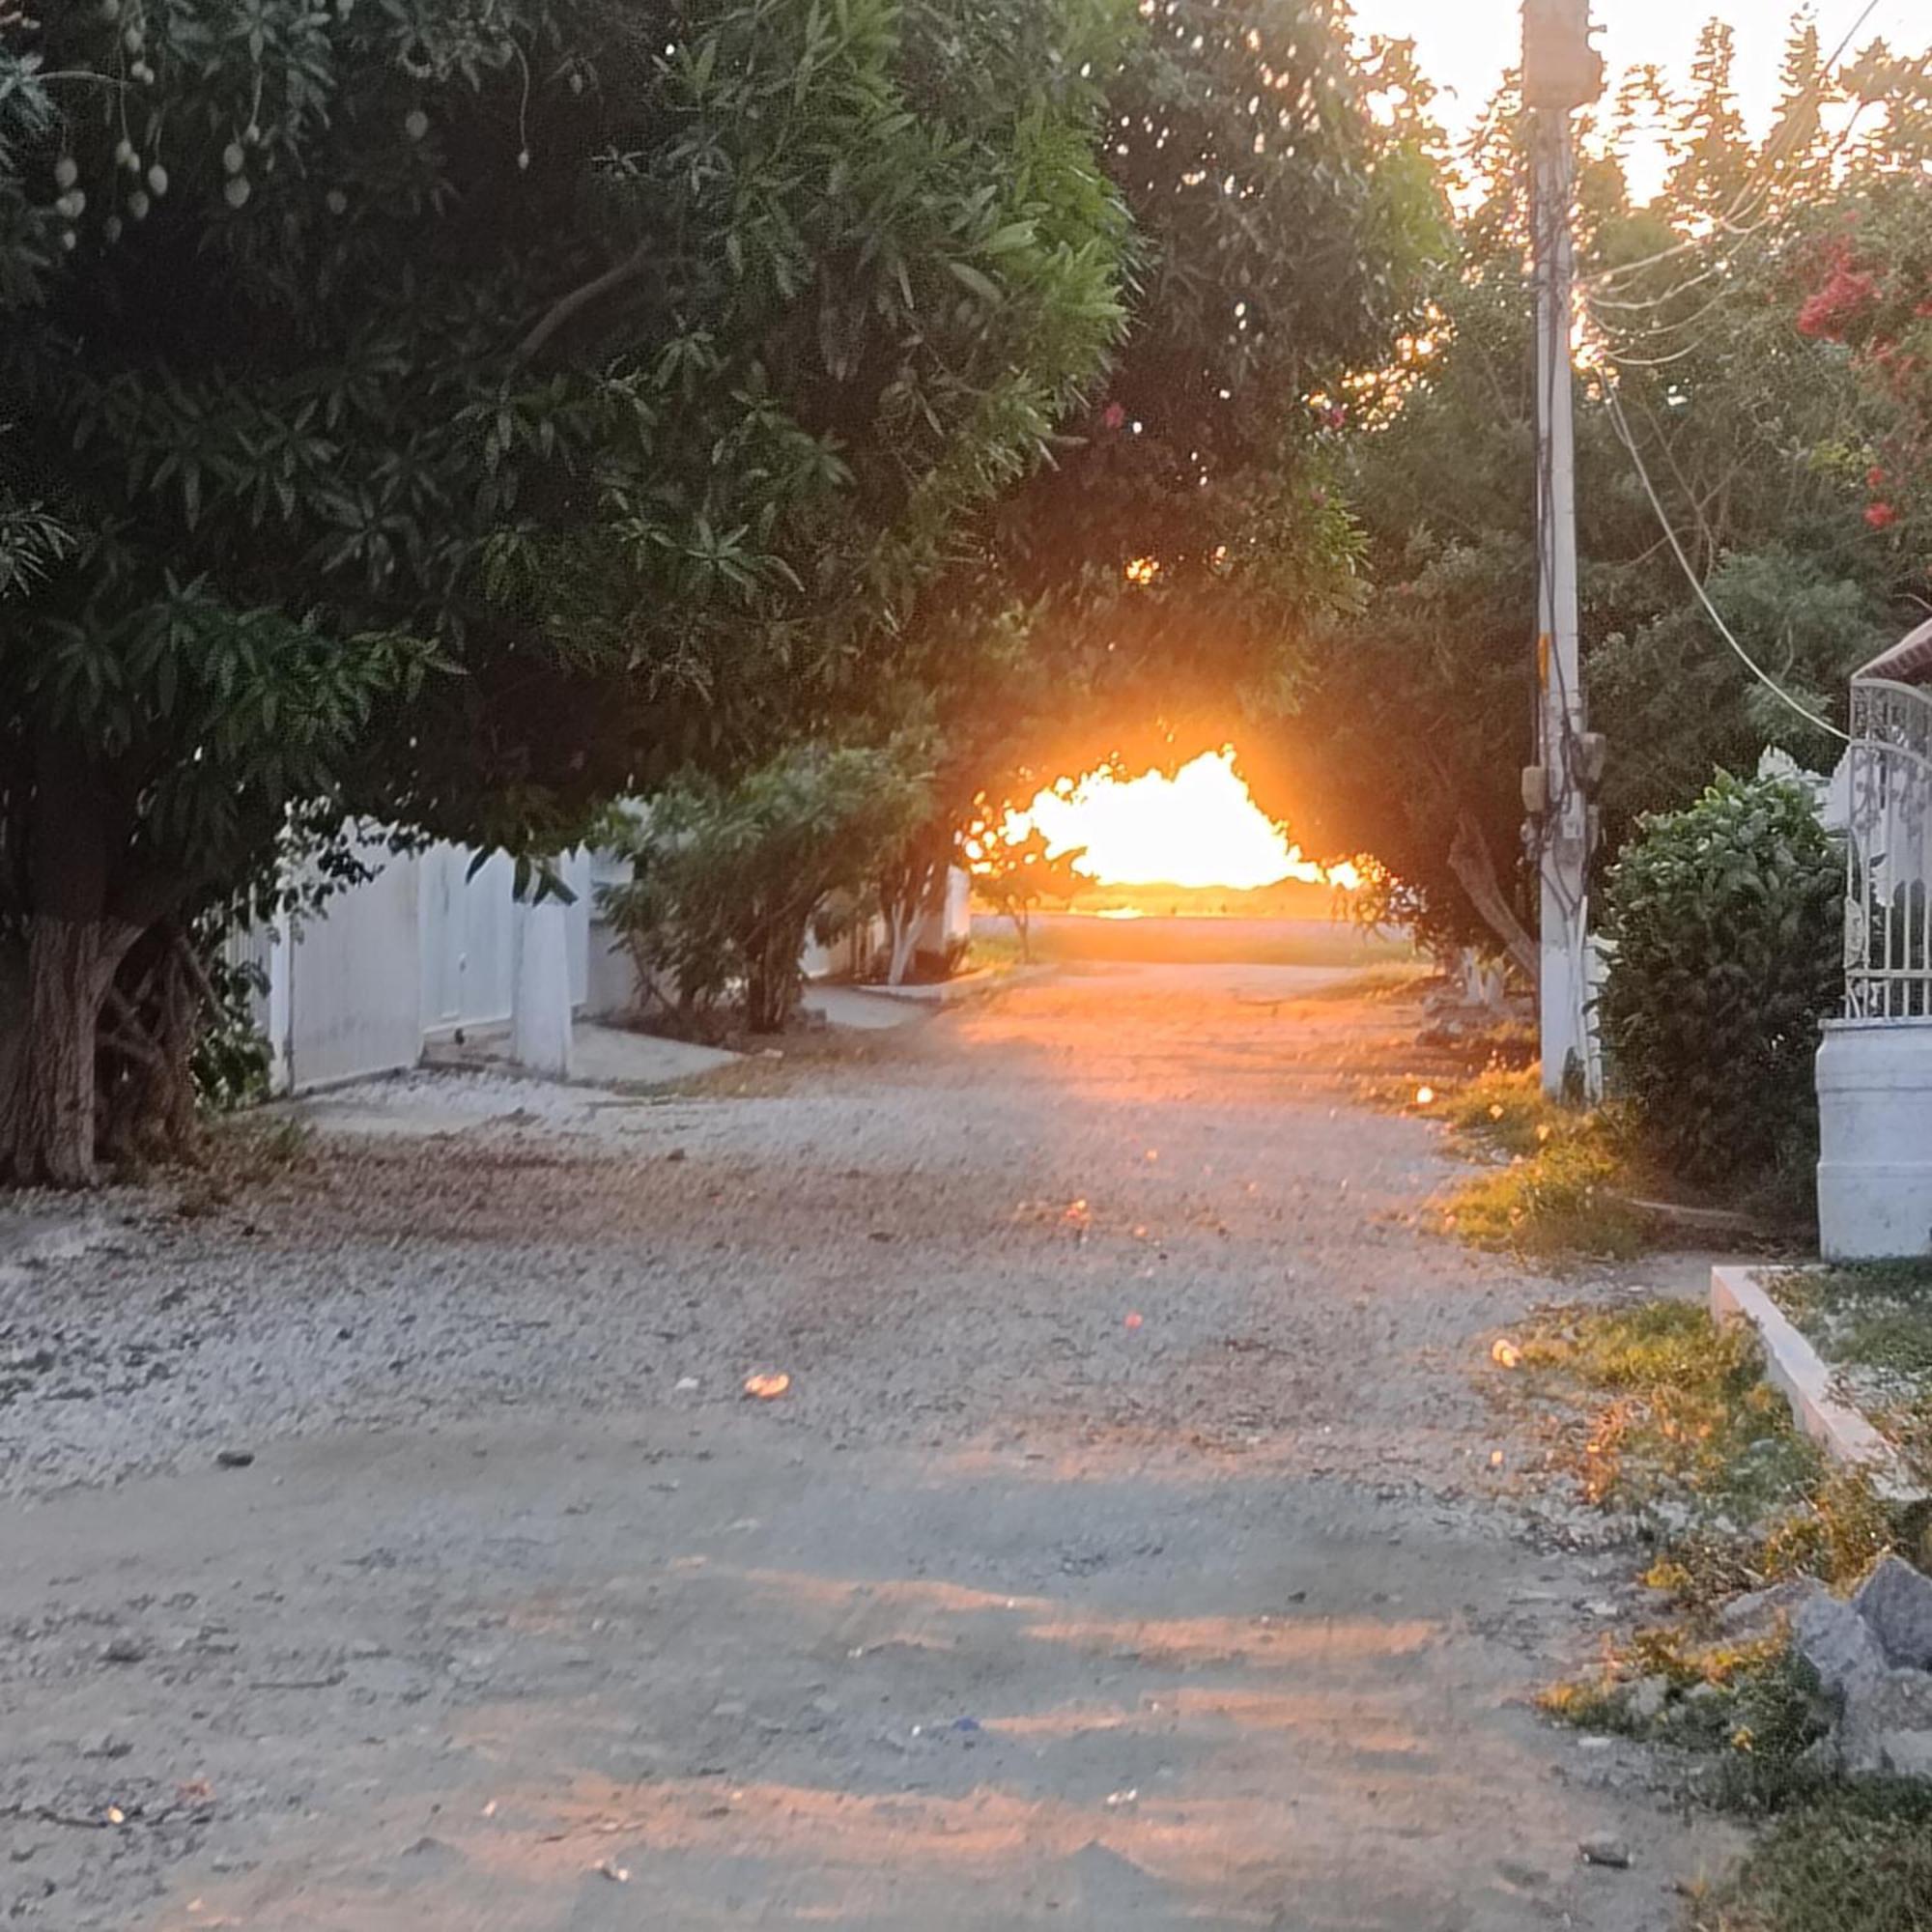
xmin=251 ymin=836 xmax=591 ymax=1093
xmin=418 ymin=843 xmax=516 ymax=1040
xmin=284 ymin=838 xmax=423 ymax=1091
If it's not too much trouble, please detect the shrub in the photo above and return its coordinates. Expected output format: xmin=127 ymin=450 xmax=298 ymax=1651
xmin=1599 ymin=774 xmax=1842 ymax=1190
xmin=603 ymin=745 xmax=930 ymax=1035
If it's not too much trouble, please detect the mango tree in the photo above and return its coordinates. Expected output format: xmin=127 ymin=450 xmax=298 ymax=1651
xmin=0 ymin=0 xmax=1130 ymax=1182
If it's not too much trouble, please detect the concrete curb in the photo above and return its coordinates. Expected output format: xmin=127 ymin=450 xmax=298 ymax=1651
xmin=1710 ymin=1264 xmax=1925 ymax=1505
xmin=865 ymin=963 xmax=1056 ymax=1007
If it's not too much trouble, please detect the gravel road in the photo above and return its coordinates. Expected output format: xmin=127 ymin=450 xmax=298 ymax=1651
xmin=0 ymin=962 xmax=1737 ymax=1928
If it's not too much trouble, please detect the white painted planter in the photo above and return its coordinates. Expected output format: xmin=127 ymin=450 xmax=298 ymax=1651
xmin=511 ymin=898 xmax=574 ymax=1078
xmin=1817 ymin=1019 xmax=1932 ymax=1261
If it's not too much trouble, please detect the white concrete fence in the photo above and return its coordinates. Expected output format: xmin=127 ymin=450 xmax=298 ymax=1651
xmin=233 ymin=835 xmax=968 ymax=1094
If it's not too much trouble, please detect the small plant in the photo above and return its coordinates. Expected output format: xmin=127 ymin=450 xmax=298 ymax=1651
xmin=1691 ymin=1780 xmax=1932 ymax=1931
xmin=1599 ymin=774 xmax=1842 ymax=1194
xmin=1444 ymin=1129 xmax=1650 ymax=1260
xmin=1438 ymin=1064 xmax=1559 ymax=1157
xmin=1543 ymin=1632 xmax=1831 ymax=1813
xmin=1520 ymin=1301 xmax=1820 ymax=1520
xmin=969 ymin=825 xmax=1085 ymax=962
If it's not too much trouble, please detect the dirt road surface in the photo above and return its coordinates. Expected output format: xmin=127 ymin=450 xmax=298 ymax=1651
xmin=0 ymin=964 xmax=1737 ymax=1929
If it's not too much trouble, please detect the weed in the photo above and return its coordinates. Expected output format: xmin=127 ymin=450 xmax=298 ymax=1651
xmin=1518 ymin=1302 xmax=1904 ymax=1607
xmin=1543 ymin=1634 xmax=1831 ymax=1814
xmin=1444 ymin=1134 xmax=1652 ymax=1261
xmin=1690 ymin=1780 xmax=1932 ymax=1931
xmin=1434 ymin=1069 xmax=1652 ymax=1262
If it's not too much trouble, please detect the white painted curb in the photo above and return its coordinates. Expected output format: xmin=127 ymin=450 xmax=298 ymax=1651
xmin=1709 ymin=1264 xmax=1924 ymax=1505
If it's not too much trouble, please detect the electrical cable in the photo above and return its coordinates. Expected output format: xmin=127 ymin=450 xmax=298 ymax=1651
xmin=1581 ymin=0 xmax=1887 ymax=294
xmin=1601 ymin=382 xmax=1850 ymax=742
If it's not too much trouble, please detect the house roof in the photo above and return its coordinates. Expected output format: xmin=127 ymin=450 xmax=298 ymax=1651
xmin=1858 ymin=616 xmax=1932 ymax=688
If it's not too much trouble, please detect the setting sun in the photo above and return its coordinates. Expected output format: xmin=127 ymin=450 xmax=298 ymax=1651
xmin=1008 ymin=749 xmax=1350 ymax=893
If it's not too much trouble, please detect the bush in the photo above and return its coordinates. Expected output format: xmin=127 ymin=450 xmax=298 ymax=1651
xmin=603 ymin=745 xmax=930 ymax=1035
xmin=1600 ymin=774 xmax=1842 ymax=1190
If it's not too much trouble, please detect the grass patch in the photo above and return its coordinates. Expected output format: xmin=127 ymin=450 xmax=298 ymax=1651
xmin=1445 ymin=1127 xmax=1652 ymax=1262
xmin=1520 ymin=1299 xmax=1931 ymax=1918
xmin=1520 ymin=1301 xmax=1822 ymax=1526
xmin=964 ymin=929 xmax=1026 ymax=971
xmin=1427 ymin=1065 xmax=1654 ymax=1263
xmin=1690 ymin=1780 xmax=1932 ymax=1931
xmin=995 ymin=913 xmax=1417 ymax=969
xmin=1437 ymin=1064 xmax=1562 ymax=1156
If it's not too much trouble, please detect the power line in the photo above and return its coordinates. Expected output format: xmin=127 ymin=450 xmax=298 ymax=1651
xmin=1581 ymin=0 xmax=1887 ymax=296
xmin=1600 ymin=382 xmax=1850 ymax=743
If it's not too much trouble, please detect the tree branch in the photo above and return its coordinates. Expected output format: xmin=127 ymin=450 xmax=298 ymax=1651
xmin=517 ymin=243 xmax=652 ymax=363
xmin=1447 ymin=810 xmax=1539 ymax=985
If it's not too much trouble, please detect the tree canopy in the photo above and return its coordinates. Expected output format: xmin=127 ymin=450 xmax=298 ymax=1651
xmin=1267 ymin=18 xmax=1932 ymax=961
xmin=0 ymin=0 xmax=1133 ymax=1179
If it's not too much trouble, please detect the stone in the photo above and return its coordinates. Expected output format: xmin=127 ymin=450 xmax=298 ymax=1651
xmin=1626 ymin=1676 xmax=1670 ymax=1725
xmin=1578 ymin=1833 xmax=1631 ymax=1869
xmin=99 ymin=1636 xmax=147 ymax=1665
xmin=1719 ymin=1577 xmax=1822 ymax=1639
xmin=1840 ymin=1665 xmax=1932 ymax=1778
xmin=215 ymin=1449 xmax=255 ymax=1469
xmin=1853 ymin=1555 xmax=1932 ymax=1671
xmin=1793 ymin=1590 xmax=1887 ymax=1699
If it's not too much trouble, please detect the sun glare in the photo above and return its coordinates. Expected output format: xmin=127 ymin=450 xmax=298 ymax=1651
xmin=1009 ymin=749 xmax=1352 ymax=893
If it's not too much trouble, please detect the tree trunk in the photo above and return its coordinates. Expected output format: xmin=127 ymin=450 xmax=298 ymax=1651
xmin=96 ymin=925 xmax=207 ymax=1169
xmin=745 ymin=923 xmax=804 ymax=1034
xmin=1447 ymin=811 xmax=1538 ymax=986
xmin=0 ymin=729 xmax=157 ymax=1187
xmin=886 ymin=903 xmax=922 ymax=986
xmin=883 ymin=858 xmax=939 ymax=986
xmin=0 ymin=916 xmax=133 ymax=1187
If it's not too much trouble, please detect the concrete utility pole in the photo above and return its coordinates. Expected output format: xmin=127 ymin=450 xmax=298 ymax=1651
xmin=1522 ymin=0 xmax=1604 ymax=1102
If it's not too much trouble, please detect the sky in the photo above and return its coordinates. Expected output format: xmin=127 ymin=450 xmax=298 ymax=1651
xmin=1350 ymin=0 xmax=1930 ymax=195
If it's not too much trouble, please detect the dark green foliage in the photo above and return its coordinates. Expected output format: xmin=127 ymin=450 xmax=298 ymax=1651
xmin=0 ymin=0 xmax=1133 ymax=1179
xmin=1600 ymin=775 xmax=1843 ymax=1190
xmin=188 ymin=939 xmax=271 ymax=1117
xmin=860 ymin=1 xmax=1443 ymax=928
xmin=1269 ymin=22 xmax=1926 ymax=962
xmin=602 ymin=745 xmax=932 ymax=1035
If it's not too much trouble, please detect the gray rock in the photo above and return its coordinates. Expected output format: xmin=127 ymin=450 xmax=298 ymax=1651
xmin=1793 ymin=1590 xmax=1887 ymax=1699
xmin=1853 ymin=1555 xmax=1932 ymax=1671
xmin=1626 ymin=1675 xmax=1670 ymax=1724
xmin=1840 ymin=1665 xmax=1932 ymax=1778
xmin=1719 ymin=1577 xmax=1823 ymax=1639
xmin=1578 ymin=1833 xmax=1631 ymax=1869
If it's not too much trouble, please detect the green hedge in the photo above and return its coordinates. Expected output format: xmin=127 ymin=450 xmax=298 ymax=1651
xmin=1600 ymin=774 xmax=1843 ymax=1189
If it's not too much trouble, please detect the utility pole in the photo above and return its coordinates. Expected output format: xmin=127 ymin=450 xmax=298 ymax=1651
xmin=1522 ymin=0 xmax=1604 ymax=1102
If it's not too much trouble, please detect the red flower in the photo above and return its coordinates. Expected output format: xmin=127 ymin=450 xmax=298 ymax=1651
xmin=1099 ymin=402 xmax=1125 ymax=432
xmin=1866 ymin=501 xmax=1900 ymax=531
xmin=1867 ymin=466 xmax=1889 ymax=491
xmin=1798 ymin=265 xmax=1880 ymax=341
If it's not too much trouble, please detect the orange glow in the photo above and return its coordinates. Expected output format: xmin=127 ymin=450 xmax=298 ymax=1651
xmin=1009 ymin=749 xmax=1356 ymax=893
